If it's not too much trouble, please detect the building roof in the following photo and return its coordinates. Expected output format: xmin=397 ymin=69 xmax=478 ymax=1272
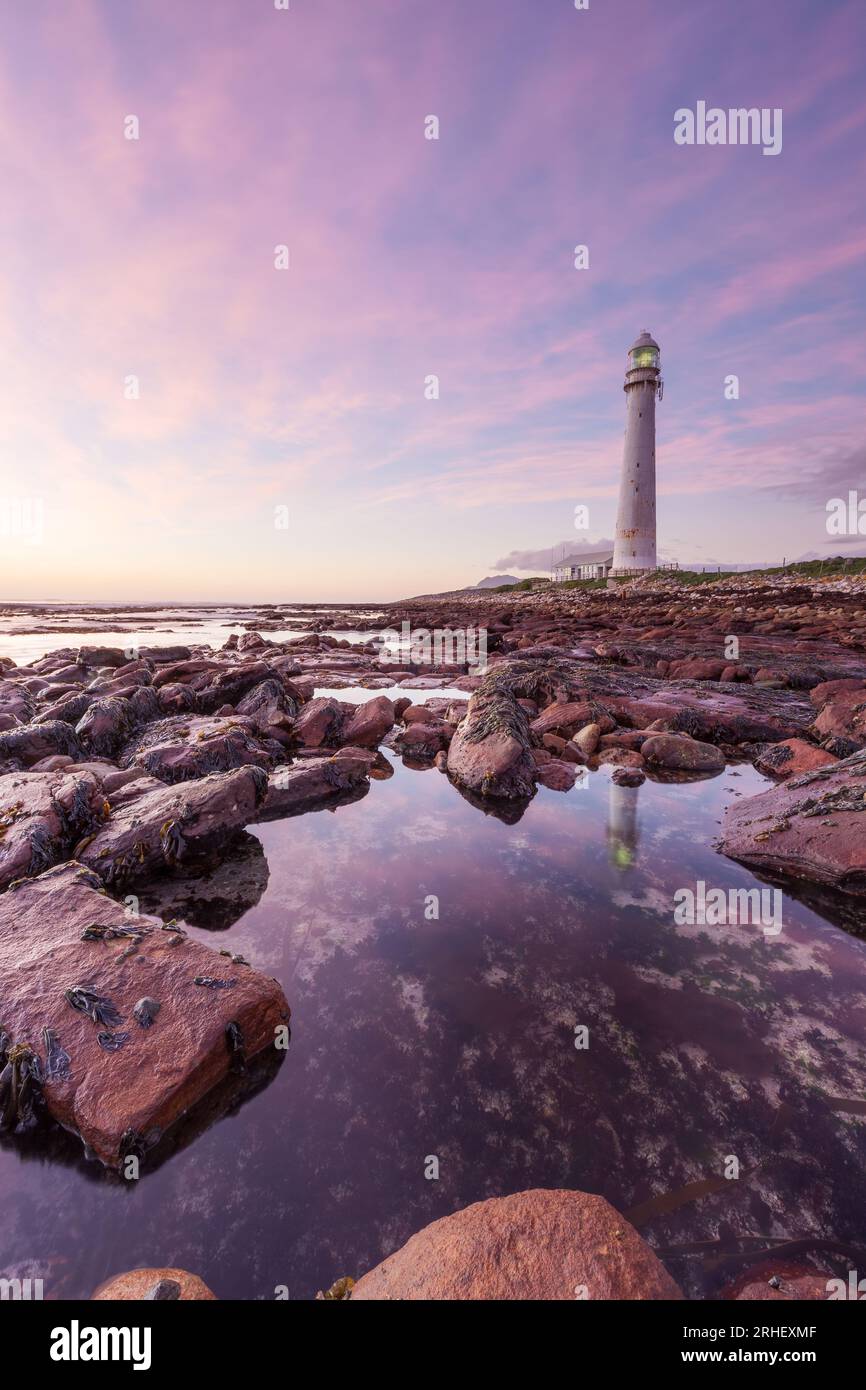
xmin=553 ymin=550 xmax=614 ymax=568
xmin=629 ymin=329 xmax=659 ymax=352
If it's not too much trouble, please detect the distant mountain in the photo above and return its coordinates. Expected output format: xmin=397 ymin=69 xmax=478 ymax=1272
xmin=474 ymin=575 xmax=520 ymax=589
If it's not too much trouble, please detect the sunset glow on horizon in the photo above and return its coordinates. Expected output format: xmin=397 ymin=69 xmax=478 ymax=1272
xmin=1 ymin=0 xmax=864 ymax=601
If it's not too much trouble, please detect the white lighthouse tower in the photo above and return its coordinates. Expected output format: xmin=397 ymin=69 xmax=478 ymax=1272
xmin=610 ymin=330 xmax=662 ymax=576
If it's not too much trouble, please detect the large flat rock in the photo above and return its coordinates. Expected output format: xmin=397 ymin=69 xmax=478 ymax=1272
xmin=0 ymin=863 xmax=290 ymax=1167
xmin=78 ymin=766 xmax=267 ymax=887
xmin=719 ymin=749 xmax=866 ymax=894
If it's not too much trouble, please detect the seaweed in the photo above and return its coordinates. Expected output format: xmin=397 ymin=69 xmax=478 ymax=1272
xmin=64 ymin=985 xmax=124 ymax=1028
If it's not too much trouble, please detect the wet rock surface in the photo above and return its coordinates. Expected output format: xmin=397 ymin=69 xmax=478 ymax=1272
xmin=719 ymin=750 xmax=866 ymax=894
xmin=2 ymin=579 xmax=866 ymax=1294
xmin=350 ymin=1189 xmax=683 ymax=1300
xmin=91 ymin=1266 xmax=217 ymax=1300
xmin=0 ymin=863 xmax=289 ymax=1167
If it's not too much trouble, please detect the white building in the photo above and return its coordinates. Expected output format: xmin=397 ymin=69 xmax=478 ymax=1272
xmin=551 ymin=549 xmax=614 ymax=582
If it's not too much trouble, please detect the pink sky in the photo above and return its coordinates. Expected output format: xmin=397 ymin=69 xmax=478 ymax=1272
xmin=1 ymin=0 xmax=864 ymax=600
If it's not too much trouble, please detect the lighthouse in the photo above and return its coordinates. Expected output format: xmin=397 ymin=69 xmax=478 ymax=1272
xmin=610 ymin=330 xmax=662 ymax=576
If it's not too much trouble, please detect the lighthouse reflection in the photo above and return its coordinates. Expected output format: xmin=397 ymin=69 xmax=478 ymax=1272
xmin=607 ymin=776 xmax=641 ymax=868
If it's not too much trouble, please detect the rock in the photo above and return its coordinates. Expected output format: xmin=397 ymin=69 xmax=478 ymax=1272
xmin=0 ymin=862 xmax=289 ymax=1167
xmin=596 ymin=748 xmax=645 ymax=769
xmin=122 ymin=716 xmax=285 ymax=785
xmin=30 ymin=755 xmax=75 ymax=772
xmin=641 ymin=734 xmax=725 ymax=773
xmin=157 ymin=682 xmax=198 ymax=715
xmin=722 ymin=1262 xmax=831 ymax=1301
xmin=612 ymin=767 xmax=645 ymax=787
xmin=235 ymin=679 xmax=300 ymax=745
xmin=533 ymin=754 xmax=579 ymax=792
xmin=259 ymin=751 xmax=373 ymax=819
xmin=292 ymin=697 xmax=348 ymax=749
xmin=75 ymin=697 xmax=141 ymax=759
xmin=350 ymin=1190 xmax=682 ymax=1300
xmin=572 ymin=723 xmax=601 ymax=757
xmin=92 ymin=1267 xmax=216 ymax=1300
xmin=77 ymin=646 xmax=125 ymax=668
xmin=396 ymin=721 xmax=449 ymax=758
xmin=0 ymin=720 xmax=83 ymax=768
xmin=77 ymin=766 xmax=268 ymax=887
xmin=755 ymin=738 xmax=838 ymax=780
xmin=719 ymin=749 xmax=866 ymax=894
xmin=810 ymin=682 xmax=866 ymax=751
xmin=340 ymin=695 xmax=394 ymax=748
xmin=0 ymin=769 xmax=105 ymax=891
xmin=34 ymin=692 xmax=95 ymax=726
xmin=531 ymin=701 xmax=613 ymax=739
xmin=448 ymin=703 xmax=536 ymax=799
xmin=195 ymin=661 xmax=283 ymax=715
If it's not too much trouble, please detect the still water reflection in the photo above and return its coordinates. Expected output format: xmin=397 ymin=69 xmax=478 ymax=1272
xmin=2 ymin=756 xmax=866 ymax=1299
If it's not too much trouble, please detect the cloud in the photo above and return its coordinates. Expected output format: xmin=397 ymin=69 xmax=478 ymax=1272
xmin=492 ymin=539 xmax=615 ymax=572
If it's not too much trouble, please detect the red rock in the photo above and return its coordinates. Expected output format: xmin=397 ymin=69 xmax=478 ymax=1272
xmin=123 ymin=715 xmax=284 ymax=784
xmin=596 ymin=748 xmax=645 ymax=769
xmin=92 ymin=1267 xmax=216 ymax=1300
xmin=0 ymin=769 xmax=105 ymax=891
xmin=755 ymin=738 xmax=838 ymax=780
xmin=809 ymin=677 xmax=866 ymax=708
xmin=350 ymin=1190 xmax=682 ymax=1301
xmin=397 ymin=722 xmax=448 ymax=757
xmin=719 ymin=750 xmax=866 ymax=893
xmin=0 ymin=720 xmax=83 ymax=767
xmin=292 ymin=697 xmax=348 ymax=748
xmin=536 ymin=756 xmax=575 ymax=789
xmin=259 ymin=752 xmax=372 ymax=818
xmin=78 ymin=765 xmax=268 ymax=887
xmin=448 ymin=715 xmax=535 ymax=799
xmin=531 ymin=701 xmax=613 ymax=739
xmin=0 ymin=862 xmax=290 ymax=1167
xmin=811 ymin=684 xmax=866 ymax=751
xmin=341 ymin=696 xmax=394 ymax=747
xmin=641 ymin=734 xmax=725 ymax=773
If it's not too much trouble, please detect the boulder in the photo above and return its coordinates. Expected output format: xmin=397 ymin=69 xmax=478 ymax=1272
xmin=340 ymin=696 xmax=395 ymax=748
xmin=531 ymin=701 xmax=613 ymax=739
xmin=92 ymin=1268 xmax=216 ymax=1301
xmin=34 ymin=692 xmax=95 ymax=726
xmin=641 ymin=734 xmax=725 ymax=773
xmin=754 ymin=738 xmax=838 ymax=780
xmin=719 ymin=749 xmax=866 ymax=894
xmin=122 ymin=716 xmax=285 ymax=785
xmin=810 ymin=683 xmax=866 ymax=751
xmin=0 ymin=862 xmax=289 ymax=1167
xmin=0 ymin=769 xmax=105 ymax=891
xmin=0 ymin=720 xmax=83 ymax=768
xmin=75 ymin=697 xmax=141 ymax=759
xmin=258 ymin=750 xmax=374 ymax=819
xmin=292 ymin=697 xmax=349 ymax=749
xmin=350 ymin=1190 xmax=682 ymax=1301
xmin=77 ymin=766 xmax=268 ymax=887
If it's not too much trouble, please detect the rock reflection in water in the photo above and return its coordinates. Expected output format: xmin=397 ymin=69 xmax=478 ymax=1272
xmin=2 ymin=756 xmax=866 ymax=1301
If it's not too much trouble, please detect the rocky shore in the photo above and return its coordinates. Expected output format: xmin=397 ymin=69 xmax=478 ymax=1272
xmin=1 ymin=572 xmax=865 ymax=1294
